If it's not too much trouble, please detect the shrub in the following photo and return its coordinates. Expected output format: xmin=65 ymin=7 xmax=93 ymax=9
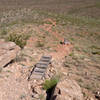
xmin=36 ymin=41 xmax=44 ymax=47
xmin=1 ymin=29 xmax=7 ymax=35
xmin=43 ymin=77 xmax=59 ymax=90
xmin=6 ymin=33 xmax=30 ymax=48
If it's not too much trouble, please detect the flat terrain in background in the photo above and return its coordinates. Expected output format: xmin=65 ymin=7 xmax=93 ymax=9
xmin=0 ymin=0 xmax=100 ymax=18
xmin=0 ymin=0 xmax=100 ymax=99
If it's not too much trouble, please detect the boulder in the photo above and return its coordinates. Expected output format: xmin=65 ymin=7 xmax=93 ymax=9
xmin=0 ymin=40 xmax=20 ymax=68
xmin=51 ymin=78 xmax=84 ymax=100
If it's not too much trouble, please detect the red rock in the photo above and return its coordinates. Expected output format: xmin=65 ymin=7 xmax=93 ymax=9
xmin=0 ymin=40 xmax=20 ymax=68
xmin=51 ymin=78 xmax=84 ymax=100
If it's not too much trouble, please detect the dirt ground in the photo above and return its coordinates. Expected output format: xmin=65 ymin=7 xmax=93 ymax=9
xmin=0 ymin=0 xmax=100 ymax=99
xmin=0 ymin=19 xmax=73 ymax=100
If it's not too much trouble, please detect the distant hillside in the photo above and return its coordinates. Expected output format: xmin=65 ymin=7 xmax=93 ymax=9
xmin=0 ymin=0 xmax=100 ymax=19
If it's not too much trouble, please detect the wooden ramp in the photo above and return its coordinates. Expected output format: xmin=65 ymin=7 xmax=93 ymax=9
xmin=30 ymin=55 xmax=52 ymax=80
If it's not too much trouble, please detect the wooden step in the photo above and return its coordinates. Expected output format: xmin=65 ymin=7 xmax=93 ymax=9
xmin=36 ymin=64 xmax=48 ymax=69
xmin=33 ymin=71 xmax=44 ymax=75
xmin=40 ymin=57 xmax=51 ymax=60
xmin=36 ymin=62 xmax=49 ymax=66
xmin=40 ymin=59 xmax=50 ymax=62
xmin=31 ymin=74 xmax=43 ymax=79
xmin=38 ymin=61 xmax=49 ymax=64
xmin=30 ymin=55 xmax=52 ymax=80
xmin=34 ymin=67 xmax=46 ymax=72
xmin=41 ymin=56 xmax=52 ymax=60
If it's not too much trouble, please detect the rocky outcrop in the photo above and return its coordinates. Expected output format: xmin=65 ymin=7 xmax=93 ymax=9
xmin=30 ymin=80 xmax=46 ymax=100
xmin=0 ymin=40 xmax=20 ymax=68
xmin=51 ymin=78 xmax=84 ymax=100
xmin=95 ymin=91 xmax=100 ymax=100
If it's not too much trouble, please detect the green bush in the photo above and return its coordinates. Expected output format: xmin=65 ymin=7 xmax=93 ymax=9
xmin=43 ymin=77 xmax=59 ymax=90
xmin=0 ymin=29 xmax=7 ymax=38
xmin=36 ymin=41 xmax=44 ymax=47
xmin=6 ymin=33 xmax=30 ymax=48
xmin=1 ymin=29 xmax=7 ymax=35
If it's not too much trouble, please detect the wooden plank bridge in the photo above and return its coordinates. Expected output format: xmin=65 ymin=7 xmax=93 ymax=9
xmin=29 ymin=55 xmax=52 ymax=80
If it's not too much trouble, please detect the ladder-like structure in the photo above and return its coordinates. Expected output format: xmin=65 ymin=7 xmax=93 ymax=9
xmin=30 ymin=55 xmax=52 ymax=79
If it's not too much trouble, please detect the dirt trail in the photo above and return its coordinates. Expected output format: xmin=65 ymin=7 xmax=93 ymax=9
xmin=43 ymin=18 xmax=64 ymax=41
xmin=27 ymin=18 xmax=72 ymax=60
xmin=0 ymin=19 xmax=73 ymax=100
xmin=41 ymin=18 xmax=73 ymax=60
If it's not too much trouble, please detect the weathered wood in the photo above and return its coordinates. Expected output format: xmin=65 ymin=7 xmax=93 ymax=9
xmin=36 ymin=64 xmax=48 ymax=69
xmin=41 ymin=55 xmax=52 ymax=60
xmin=30 ymin=55 xmax=52 ymax=80
xmin=33 ymin=71 xmax=44 ymax=75
xmin=40 ymin=59 xmax=50 ymax=62
xmin=31 ymin=74 xmax=43 ymax=79
xmin=36 ymin=62 xmax=49 ymax=66
xmin=38 ymin=61 xmax=49 ymax=64
xmin=34 ymin=67 xmax=46 ymax=73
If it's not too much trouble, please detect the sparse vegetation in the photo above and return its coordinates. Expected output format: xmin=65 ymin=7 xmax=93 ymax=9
xmin=92 ymin=51 xmax=100 ymax=55
xmin=0 ymin=28 xmax=7 ymax=36
xmin=6 ymin=33 xmax=30 ymax=48
xmin=36 ymin=41 xmax=44 ymax=48
xmin=43 ymin=76 xmax=59 ymax=90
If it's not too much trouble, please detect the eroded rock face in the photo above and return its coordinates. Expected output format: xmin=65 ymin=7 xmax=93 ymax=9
xmin=51 ymin=78 xmax=84 ymax=100
xmin=0 ymin=40 xmax=20 ymax=68
xmin=30 ymin=80 xmax=46 ymax=100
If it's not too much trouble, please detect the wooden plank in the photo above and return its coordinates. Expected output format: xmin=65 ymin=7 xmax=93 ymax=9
xmin=41 ymin=56 xmax=52 ymax=60
xmin=36 ymin=63 xmax=47 ymax=67
xmin=40 ymin=59 xmax=51 ymax=63
xmin=36 ymin=63 xmax=48 ymax=67
xmin=30 ymin=55 xmax=52 ymax=80
xmin=33 ymin=71 xmax=44 ymax=75
xmin=38 ymin=61 xmax=49 ymax=64
xmin=40 ymin=57 xmax=51 ymax=60
xmin=36 ymin=63 xmax=48 ymax=66
xmin=36 ymin=64 xmax=48 ymax=69
xmin=34 ymin=70 xmax=44 ymax=73
xmin=39 ymin=60 xmax=50 ymax=64
xmin=31 ymin=74 xmax=43 ymax=79
xmin=34 ymin=67 xmax=46 ymax=72
xmin=40 ymin=59 xmax=50 ymax=62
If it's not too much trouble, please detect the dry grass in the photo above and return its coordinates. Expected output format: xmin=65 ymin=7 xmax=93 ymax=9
xmin=0 ymin=0 xmax=100 ymax=18
xmin=64 ymin=30 xmax=100 ymax=93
